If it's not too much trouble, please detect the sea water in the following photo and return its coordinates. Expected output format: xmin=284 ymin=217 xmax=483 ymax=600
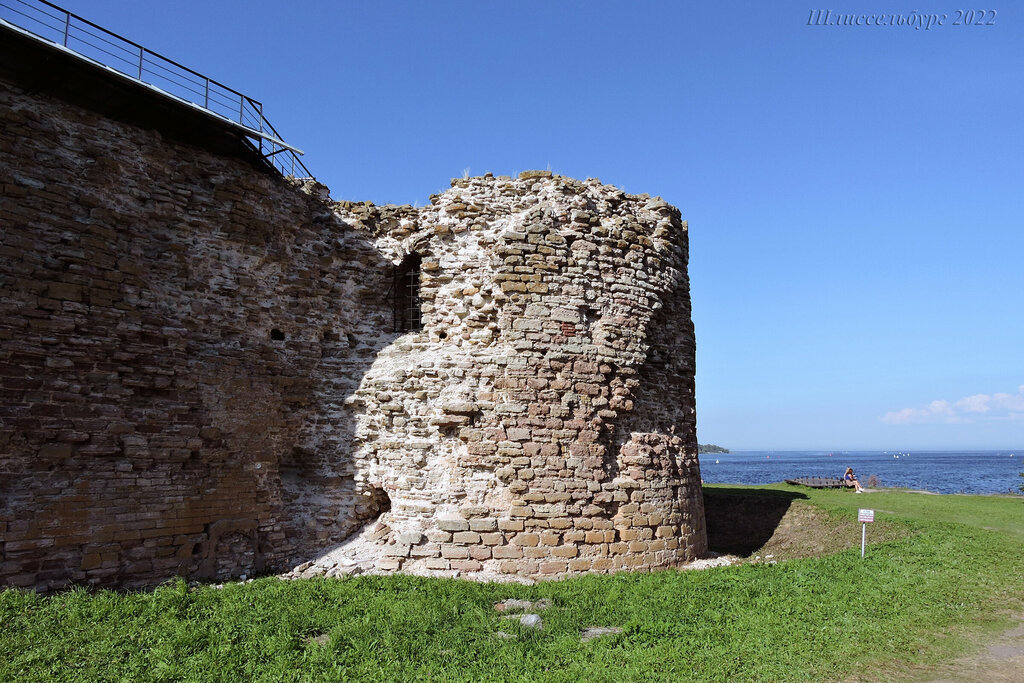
xmin=697 ymin=450 xmax=1023 ymax=495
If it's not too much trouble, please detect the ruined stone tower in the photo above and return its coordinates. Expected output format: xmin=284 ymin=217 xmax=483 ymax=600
xmin=0 ymin=9 xmax=704 ymax=589
xmin=299 ymin=172 xmax=706 ymax=580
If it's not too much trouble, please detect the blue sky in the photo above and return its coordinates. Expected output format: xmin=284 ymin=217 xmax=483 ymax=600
xmin=31 ymin=1 xmax=1024 ymax=450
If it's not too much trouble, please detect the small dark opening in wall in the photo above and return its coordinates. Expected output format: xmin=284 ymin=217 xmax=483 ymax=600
xmin=437 ymin=330 xmax=447 ymax=340
xmin=359 ymin=486 xmax=392 ymax=521
xmin=270 ymin=328 xmax=285 ymax=341
xmin=392 ymin=253 xmax=423 ymax=332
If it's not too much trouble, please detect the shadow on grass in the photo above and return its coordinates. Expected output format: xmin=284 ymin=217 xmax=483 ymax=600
xmin=702 ymin=486 xmax=808 ymax=556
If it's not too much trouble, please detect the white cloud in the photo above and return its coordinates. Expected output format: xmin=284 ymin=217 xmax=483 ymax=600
xmin=955 ymin=394 xmax=990 ymax=413
xmin=881 ymin=385 xmax=1024 ymax=425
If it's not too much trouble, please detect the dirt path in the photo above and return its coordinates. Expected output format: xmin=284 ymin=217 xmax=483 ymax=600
xmin=916 ymin=616 xmax=1024 ymax=683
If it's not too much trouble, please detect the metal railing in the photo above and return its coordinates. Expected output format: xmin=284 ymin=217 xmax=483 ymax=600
xmin=0 ymin=0 xmax=313 ymax=179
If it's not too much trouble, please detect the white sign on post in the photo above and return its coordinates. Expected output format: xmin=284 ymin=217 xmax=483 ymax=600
xmin=858 ymin=509 xmax=874 ymax=557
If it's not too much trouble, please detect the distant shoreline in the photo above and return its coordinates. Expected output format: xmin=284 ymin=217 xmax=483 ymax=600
xmin=698 ymin=450 xmax=1021 ymax=496
xmin=703 ymin=449 xmax=1020 ymax=454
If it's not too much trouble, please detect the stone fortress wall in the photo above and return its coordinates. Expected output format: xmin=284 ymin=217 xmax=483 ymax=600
xmin=0 ymin=72 xmax=704 ymax=591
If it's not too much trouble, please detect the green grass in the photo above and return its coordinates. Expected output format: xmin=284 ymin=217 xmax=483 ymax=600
xmin=759 ymin=483 xmax=1024 ymax=538
xmin=2 ymin=488 xmax=1021 ymax=682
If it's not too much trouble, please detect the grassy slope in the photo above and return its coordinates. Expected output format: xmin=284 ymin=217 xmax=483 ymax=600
xmin=1 ymin=488 xmax=1021 ymax=682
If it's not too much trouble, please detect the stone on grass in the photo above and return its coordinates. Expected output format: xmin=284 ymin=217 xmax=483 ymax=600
xmin=305 ymin=633 xmax=330 ymax=646
xmin=503 ymin=613 xmax=543 ymax=629
xmin=581 ymin=626 xmax=623 ymax=642
xmin=494 ymin=598 xmax=551 ymax=612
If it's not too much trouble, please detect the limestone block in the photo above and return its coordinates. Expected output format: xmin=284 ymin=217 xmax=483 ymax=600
xmin=513 ymin=533 xmax=540 ymax=547
xmin=491 ymin=546 xmax=523 ymax=559
xmin=468 ymin=518 xmax=497 ymax=532
xmin=568 ymin=558 xmax=593 ymax=572
xmin=468 ymin=546 xmax=492 ymax=561
xmin=436 ymin=516 xmax=469 ymax=532
xmin=440 ymin=545 xmax=470 ymax=559
xmin=459 ymin=505 xmax=490 ymax=518
xmin=425 ymin=557 xmax=450 ymax=570
xmin=450 ymin=559 xmax=483 ymax=572
xmin=425 ymin=528 xmax=454 ymax=544
xmin=479 ymin=533 xmax=503 ymax=546
xmin=397 ymin=531 xmax=424 ymax=545
xmin=442 ymin=402 xmax=478 ymax=415
xmin=498 ymin=519 xmax=524 ymax=532
xmin=540 ymin=533 xmax=560 ymax=546
xmin=551 ymin=545 xmax=579 ymax=558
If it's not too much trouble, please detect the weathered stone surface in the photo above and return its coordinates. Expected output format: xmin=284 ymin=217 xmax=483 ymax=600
xmin=504 ymin=613 xmax=544 ymax=629
xmin=0 ymin=75 xmax=396 ymax=590
xmin=581 ymin=626 xmax=623 ymax=642
xmin=495 ymin=598 xmax=552 ymax=612
xmin=328 ymin=165 xmax=708 ymax=583
xmin=0 ymin=62 xmax=705 ymax=591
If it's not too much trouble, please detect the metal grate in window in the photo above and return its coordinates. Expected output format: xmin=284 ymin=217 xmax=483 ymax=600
xmin=392 ymin=254 xmax=422 ymax=332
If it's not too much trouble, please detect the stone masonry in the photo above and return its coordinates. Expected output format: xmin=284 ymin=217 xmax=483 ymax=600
xmin=0 ymin=66 xmax=704 ymax=591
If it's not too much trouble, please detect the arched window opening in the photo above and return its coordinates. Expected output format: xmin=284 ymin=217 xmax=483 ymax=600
xmin=393 ymin=253 xmax=422 ymax=332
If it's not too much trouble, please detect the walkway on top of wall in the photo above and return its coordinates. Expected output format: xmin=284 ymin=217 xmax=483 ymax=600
xmin=0 ymin=0 xmax=313 ymax=180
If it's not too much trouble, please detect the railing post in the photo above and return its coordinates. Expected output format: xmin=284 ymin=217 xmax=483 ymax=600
xmin=62 ymin=12 xmax=70 ymax=46
xmin=204 ymin=78 xmax=209 ymax=108
xmin=238 ymin=97 xmax=244 ymax=124
xmin=138 ymin=47 xmax=144 ymax=79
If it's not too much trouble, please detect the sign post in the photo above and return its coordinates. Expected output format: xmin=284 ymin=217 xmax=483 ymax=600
xmin=858 ymin=509 xmax=874 ymax=558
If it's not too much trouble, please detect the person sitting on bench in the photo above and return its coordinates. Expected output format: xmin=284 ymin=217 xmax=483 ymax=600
xmin=843 ymin=467 xmax=864 ymax=493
